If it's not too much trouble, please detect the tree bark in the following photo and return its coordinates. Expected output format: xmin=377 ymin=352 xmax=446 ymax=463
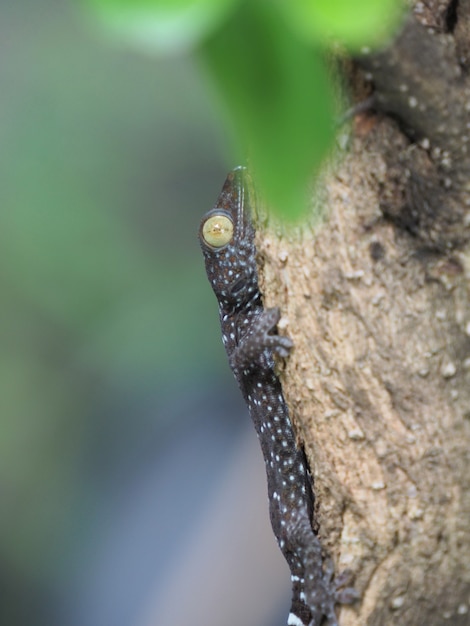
xmin=257 ymin=4 xmax=470 ymax=624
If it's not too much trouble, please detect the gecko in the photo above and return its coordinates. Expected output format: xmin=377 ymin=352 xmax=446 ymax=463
xmin=198 ymin=167 xmax=349 ymax=626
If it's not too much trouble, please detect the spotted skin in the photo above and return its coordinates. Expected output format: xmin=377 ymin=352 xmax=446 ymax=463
xmin=199 ymin=168 xmax=341 ymax=626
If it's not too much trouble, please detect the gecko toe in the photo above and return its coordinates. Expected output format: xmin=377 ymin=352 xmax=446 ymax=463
xmin=265 ymin=334 xmax=293 ymax=358
xmin=273 ymin=335 xmax=294 ymax=357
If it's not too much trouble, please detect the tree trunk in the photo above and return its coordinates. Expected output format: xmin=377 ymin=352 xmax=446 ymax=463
xmin=258 ymin=4 xmax=470 ymax=624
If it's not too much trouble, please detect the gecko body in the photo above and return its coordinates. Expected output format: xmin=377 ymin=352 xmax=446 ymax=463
xmin=198 ymin=168 xmax=340 ymax=626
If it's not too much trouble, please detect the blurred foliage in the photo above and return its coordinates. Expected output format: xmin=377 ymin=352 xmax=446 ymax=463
xmin=280 ymin=0 xmax=404 ymax=49
xmin=1 ymin=1 xmax=226 ymax=389
xmin=202 ymin=2 xmax=334 ymax=218
xmin=85 ymin=0 xmax=405 ymax=218
xmin=0 ymin=1 xmax=229 ymax=619
xmin=86 ymin=0 xmax=239 ymax=52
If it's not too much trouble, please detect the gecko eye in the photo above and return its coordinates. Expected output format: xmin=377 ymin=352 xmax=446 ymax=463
xmin=202 ymin=213 xmax=234 ymax=248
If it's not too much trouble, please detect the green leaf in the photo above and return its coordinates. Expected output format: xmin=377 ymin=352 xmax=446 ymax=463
xmin=281 ymin=0 xmax=405 ymax=50
xmin=84 ymin=0 xmax=240 ymax=53
xmin=201 ymin=2 xmax=335 ymax=219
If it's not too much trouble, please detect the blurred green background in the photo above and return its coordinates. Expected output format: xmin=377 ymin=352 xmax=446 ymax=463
xmin=0 ymin=1 xmax=255 ymax=623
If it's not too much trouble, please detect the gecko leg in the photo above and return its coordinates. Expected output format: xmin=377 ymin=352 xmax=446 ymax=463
xmin=229 ymin=307 xmax=293 ymax=373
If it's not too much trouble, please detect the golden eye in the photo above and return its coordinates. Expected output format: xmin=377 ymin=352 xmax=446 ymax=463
xmin=202 ymin=214 xmax=234 ymax=248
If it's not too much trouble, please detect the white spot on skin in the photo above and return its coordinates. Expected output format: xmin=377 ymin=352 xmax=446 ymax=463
xmin=287 ymin=614 xmax=304 ymax=626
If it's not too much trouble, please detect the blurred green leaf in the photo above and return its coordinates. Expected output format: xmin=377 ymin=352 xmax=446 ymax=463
xmin=85 ymin=0 xmax=240 ymax=52
xmin=281 ymin=0 xmax=405 ymax=50
xmin=82 ymin=0 xmax=405 ymax=219
xmin=202 ymin=2 xmax=335 ymax=219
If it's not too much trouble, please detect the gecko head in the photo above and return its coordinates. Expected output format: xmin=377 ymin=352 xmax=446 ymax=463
xmin=199 ymin=167 xmax=259 ymax=310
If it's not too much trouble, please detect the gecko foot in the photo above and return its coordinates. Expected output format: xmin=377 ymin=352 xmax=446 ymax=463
xmin=334 ymin=568 xmax=360 ymax=605
xmin=261 ymin=307 xmax=293 ymax=358
xmin=231 ymin=307 xmax=293 ymax=371
xmin=304 ymin=563 xmax=359 ymax=626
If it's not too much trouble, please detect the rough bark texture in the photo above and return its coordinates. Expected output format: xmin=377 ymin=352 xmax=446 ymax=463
xmin=257 ymin=3 xmax=470 ymax=625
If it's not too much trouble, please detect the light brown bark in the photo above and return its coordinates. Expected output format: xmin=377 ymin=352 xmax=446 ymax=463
xmin=257 ymin=6 xmax=470 ymax=624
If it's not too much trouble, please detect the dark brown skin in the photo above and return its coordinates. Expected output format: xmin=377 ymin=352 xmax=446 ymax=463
xmin=199 ymin=168 xmax=343 ymax=626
